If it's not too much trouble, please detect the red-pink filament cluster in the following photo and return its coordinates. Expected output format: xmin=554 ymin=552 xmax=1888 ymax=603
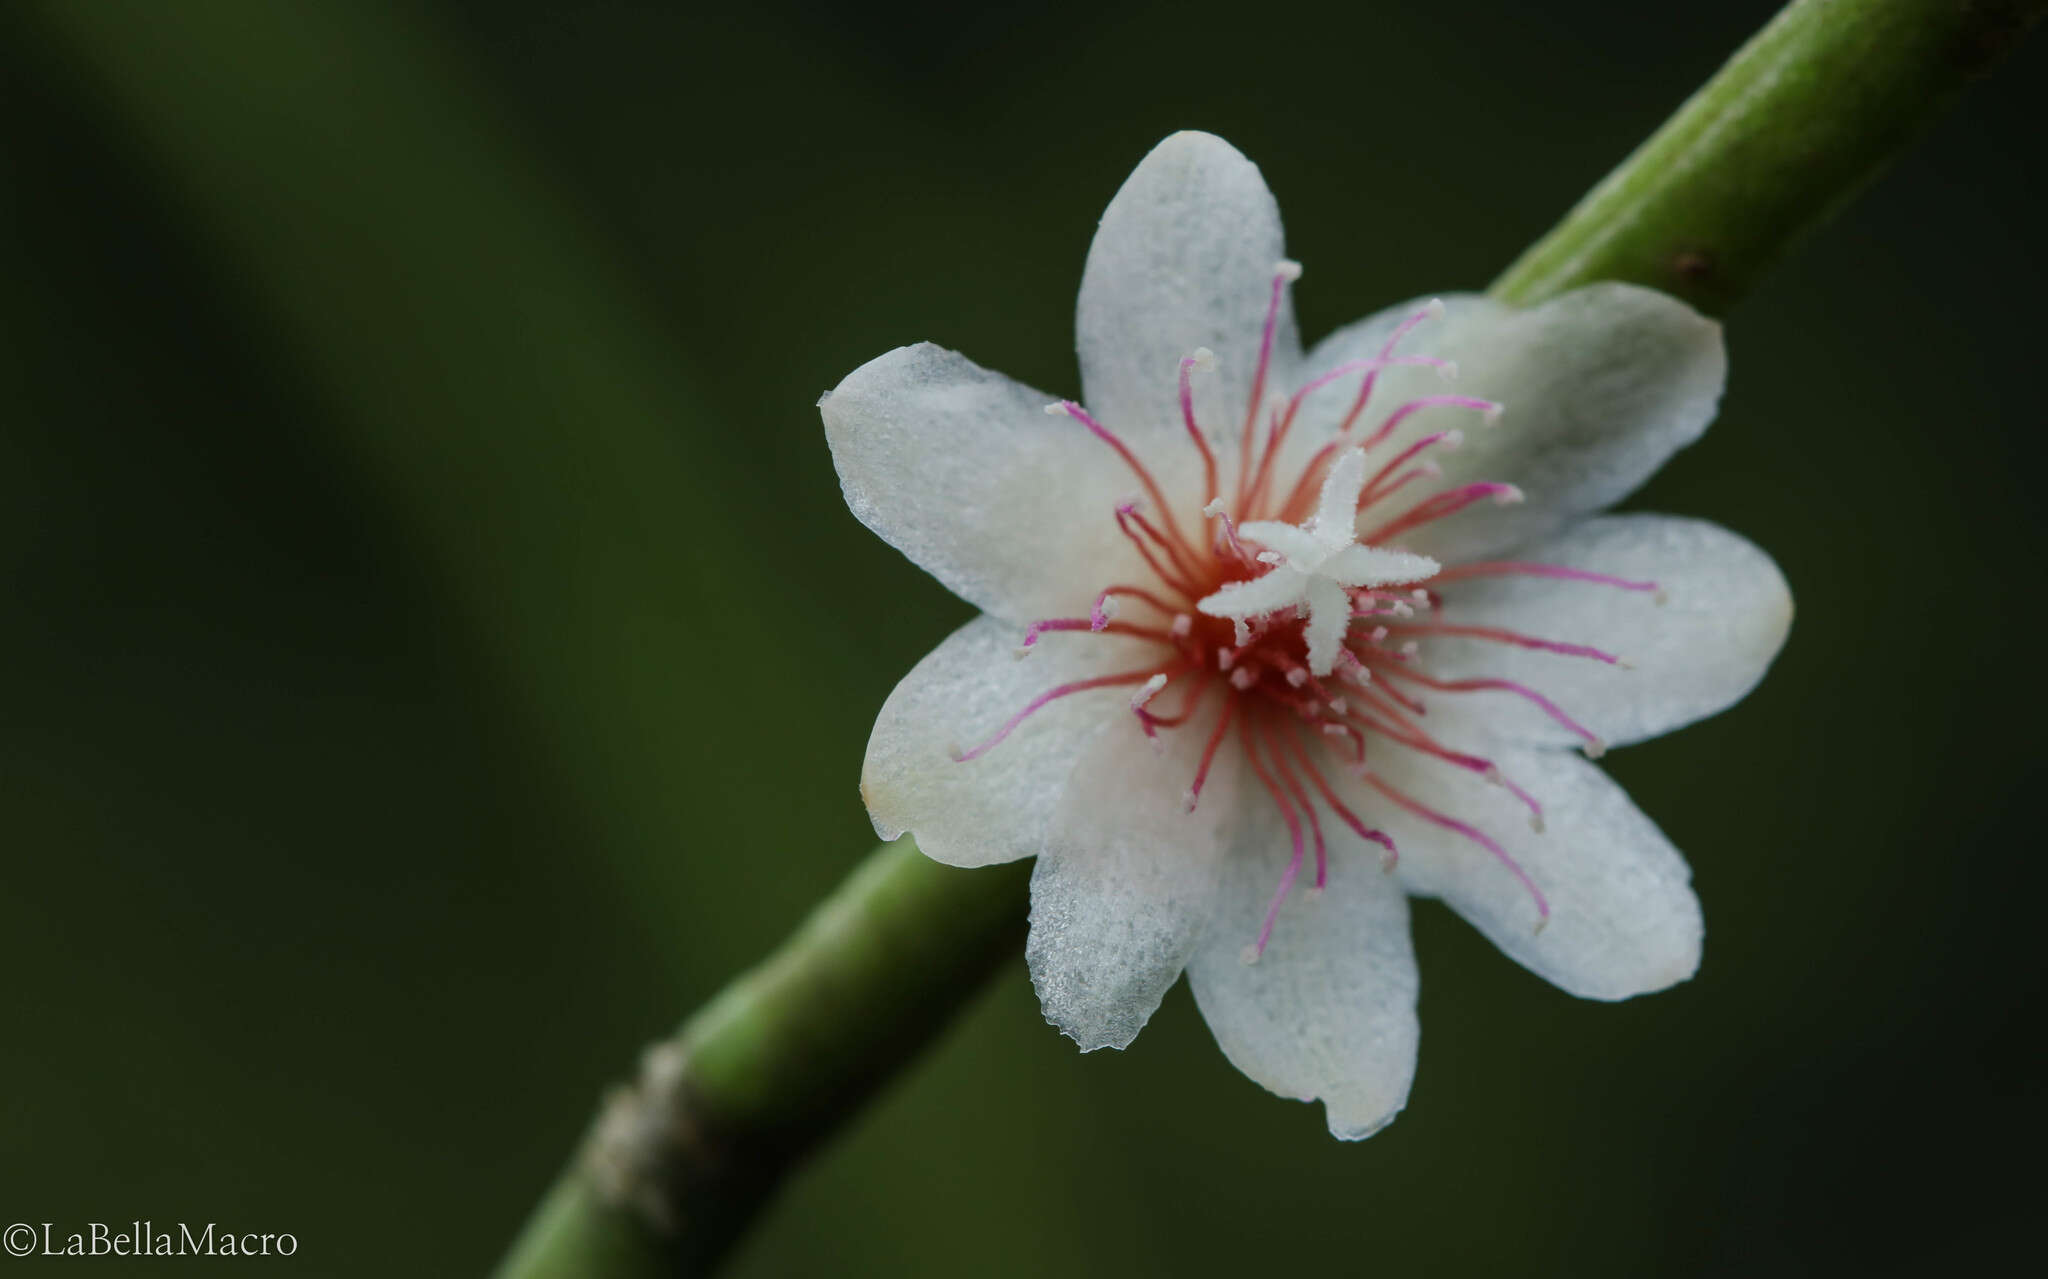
xmin=958 ymin=268 xmax=1658 ymax=960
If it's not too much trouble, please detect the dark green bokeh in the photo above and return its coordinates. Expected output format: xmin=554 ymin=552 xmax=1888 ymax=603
xmin=2 ymin=1 xmax=2042 ymax=1275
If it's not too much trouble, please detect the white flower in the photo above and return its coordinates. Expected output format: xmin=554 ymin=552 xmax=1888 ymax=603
xmin=820 ymin=132 xmax=1792 ymax=1139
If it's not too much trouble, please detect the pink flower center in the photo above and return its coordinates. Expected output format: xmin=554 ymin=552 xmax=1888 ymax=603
xmin=957 ymin=266 xmax=1659 ymax=960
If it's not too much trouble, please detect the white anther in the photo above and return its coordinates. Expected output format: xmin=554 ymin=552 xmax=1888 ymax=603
xmin=1654 ymin=588 xmax=1671 ymax=606
xmin=1441 ymin=429 xmax=1466 ymax=451
xmin=1275 ymin=259 xmax=1303 ymax=282
xmin=1182 ymin=788 xmax=1200 ymax=813
xmin=1190 ymin=346 xmax=1217 ymax=371
xmin=1044 ymin=402 xmax=1070 ymax=417
xmin=1495 ymin=485 xmax=1526 ymax=505
xmin=1410 ymin=588 xmax=1430 ymax=602
xmin=1012 ymin=646 xmax=1032 ymax=660
xmin=1370 ymin=627 xmax=1388 ymax=642
xmin=1530 ymin=813 xmax=1547 ymax=834
xmin=1391 ymin=601 xmax=1415 ymax=618
xmin=1437 ymin=360 xmax=1460 ymax=382
xmin=1482 ymin=402 xmax=1505 ymax=426
xmin=1257 ymin=550 xmax=1283 ymax=565
xmin=1286 ymin=667 xmax=1309 ymax=688
xmin=1202 ymin=497 xmax=1229 ymax=518
xmin=1233 ymin=618 xmax=1252 ymax=647
xmin=1327 ymin=697 xmax=1348 ymax=714
xmin=1217 ymin=649 xmax=1236 ymax=672
xmin=1532 ymin=915 xmax=1550 ymax=936
xmin=1170 ymin=613 xmax=1193 ymax=638
xmin=1400 ymin=640 xmax=1420 ymax=656
xmin=1616 ymin=656 xmax=1637 ymax=671
xmin=1239 ymin=943 xmax=1262 ymax=966
xmin=1583 ymin=737 xmax=1608 ymax=761
xmin=1230 ymin=666 xmax=1257 ymax=690
xmin=1097 ymin=596 xmax=1121 ymax=622
xmin=1425 ymin=297 xmax=1446 ymax=320
xmin=1322 ymin=723 xmax=1349 ymax=739
xmin=1130 ymin=673 xmax=1169 ymax=711
xmin=1420 ymin=460 xmax=1443 ymax=478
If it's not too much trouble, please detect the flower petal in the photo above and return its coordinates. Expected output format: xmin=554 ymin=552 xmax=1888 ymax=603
xmin=863 ymin=614 xmax=1160 ymax=868
xmin=1430 ymin=515 xmax=1793 ymax=750
xmin=1027 ymin=705 xmax=1247 ymax=1050
xmin=822 ymin=342 xmax=1188 ymax=621
xmin=1077 ymin=131 xmax=1297 ymax=450
xmin=1382 ymin=746 xmax=1702 ymax=1000
xmin=1186 ymin=830 xmax=1420 ymax=1140
xmin=1304 ymin=285 xmax=1725 ymax=561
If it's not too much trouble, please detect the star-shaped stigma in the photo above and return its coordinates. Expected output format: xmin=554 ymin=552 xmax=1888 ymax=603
xmin=1197 ymin=448 xmax=1442 ymax=676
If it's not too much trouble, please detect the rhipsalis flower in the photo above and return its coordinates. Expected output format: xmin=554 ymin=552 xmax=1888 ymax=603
xmin=820 ymin=132 xmax=1791 ymax=1139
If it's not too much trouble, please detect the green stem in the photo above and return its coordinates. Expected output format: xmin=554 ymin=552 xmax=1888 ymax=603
xmin=496 ymin=842 xmax=1028 ymax=1277
xmin=1491 ymin=0 xmax=2045 ymax=312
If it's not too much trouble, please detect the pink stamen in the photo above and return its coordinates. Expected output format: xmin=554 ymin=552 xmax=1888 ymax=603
xmin=1381 ymin=667 xmax=1607 ymax=754
xmin=1208 ymin=503 xmax=1255 ymax=566
xmin=1362 ymin=482 xmax=1522 ymax=544
xmin=1241 ymin=716 xmax=1306 ymax=960
xmin=1284 ymin=732 xmax=1397 ymax=868
xmin=1242 ymin=263 xmax=1297 ymax=448
xmin=1334 ymin=299 xmax=1446 ymax=438
xmin=1183 ymin=695 xmax=1238 ymax=812
xmin=951 ymin=667 xmax=1168 ymax=762
xmin=1431 ymin=561 xmax=1661 ymax=595
xmin=1358 ymin=430 xmax=1461 ymax=506
xmin=1341 ymin=708 xmax=1488 ymax=778
xmin=1318 ymin=719 xmax=1367 ymax=763
xmin=1020 ymin=617 xmax=1174 ymax=648
xmin=1383 ymin=623 xmax=1624 ymax=665
xmin=1245 ymin=355 xmax=1452 ymax=514
xmin=1355 ymin=394 xmax=1500 ymax=456
xmin=1057 ymin=401 xmax=1190 ymax=550
xmin=1265 ymin=721 xmax=1327 ymax=889
xmin=1121 ymin=501 xmax=1204 ymax=587
xmin=1486 ymin=765 xmax=1548 ymax=830
xmin=1347 ymin=669 xmax=1428 ymax=717
xmin=1115 ymin=503 xmax=1201 ymax=601
xmin=1180 ymin=354 xmax=1219 ymax=507
xmin=1360 ymin=772 xmax=1550 ymax=924
xmin=1136 ymin=671 xmax=1210 ymax=732
xmin=1094 ymin=584 xmax=1182 ymax=625
xmin=1355 ymin=465 xmax=1439 ymax=509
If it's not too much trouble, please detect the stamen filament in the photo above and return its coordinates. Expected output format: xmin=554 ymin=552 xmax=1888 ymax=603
xmin=951 ymin=667 xmax=1172 ymax=762
xmin=1381 ymin=623 xmax=1623 ymax=665
xmin=1359 ymin=771 xmax=1551 ymax=924
xmin=1265 ymin=720 xmax=1327 ymax=889
xmin=1240 ymin=714 xmax=1305 ymax=961
xmin=1055 ymin=401 xmax=1190 ymax=550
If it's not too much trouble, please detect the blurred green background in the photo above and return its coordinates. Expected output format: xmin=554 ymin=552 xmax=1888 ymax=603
xmin=2 ymin=1 xmax=2042 ymax=1274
